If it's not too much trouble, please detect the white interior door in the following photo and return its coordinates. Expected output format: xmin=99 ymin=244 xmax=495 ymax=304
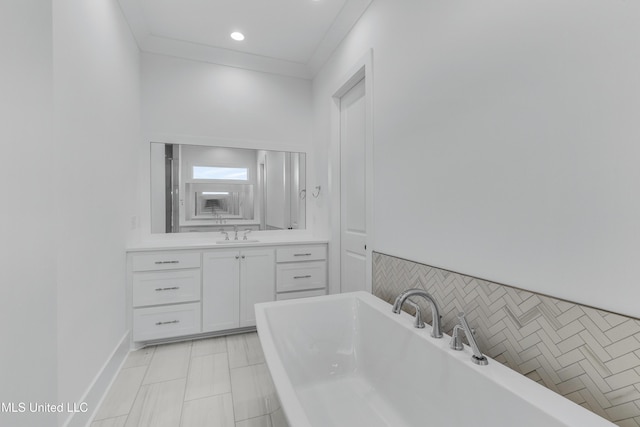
xmin=340 ymin=77 xmax=368 ymax=293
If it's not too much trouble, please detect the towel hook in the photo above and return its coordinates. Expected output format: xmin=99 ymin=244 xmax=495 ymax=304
xmin=312 ymin=186 xmax=321 ymax=198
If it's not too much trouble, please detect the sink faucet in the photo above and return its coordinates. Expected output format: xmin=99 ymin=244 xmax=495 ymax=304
xmin=450 ymin=312 xmax=488 ymax=365
xmin=233 ymin=225 xmax=238 ymax=240
xmin=392 ymin=289 xmax=443 ymax=338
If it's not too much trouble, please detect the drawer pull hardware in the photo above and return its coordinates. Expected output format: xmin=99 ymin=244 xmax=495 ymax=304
xmin=155 ymin=320 xmax=180 ymax=326
xmin=294 ymin=275 xmax=312 ymax=279
xmin=155 ymin=286 xmax=180 ymax=292
xmin=294 ymin=253 xmax=312 ymax=257
xmin=154 ymin=260 xmax=179 ymax=264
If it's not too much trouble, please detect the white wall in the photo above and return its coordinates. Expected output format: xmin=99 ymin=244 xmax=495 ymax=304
xmin=139 ymin=53 xmax=313 ymax=237
xmin=0 ymin=2 xmax=58 ymax=426
xmin=313 ymin=0 xmax=640 ymax=318
xmin=142 ymin=53 xmax=312 ymax=147
xmin=53 ymin=0 xmax=140 ymax=424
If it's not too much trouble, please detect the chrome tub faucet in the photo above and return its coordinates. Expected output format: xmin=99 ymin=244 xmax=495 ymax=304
xmin=450 ymin=312 xmax=488 ymax=366
xmin=392 ymin=288 xmax=443 ymax=338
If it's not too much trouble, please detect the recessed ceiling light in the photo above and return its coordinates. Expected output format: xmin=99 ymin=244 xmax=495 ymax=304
xmin=230 ymin=32 xmax=245 ymax=41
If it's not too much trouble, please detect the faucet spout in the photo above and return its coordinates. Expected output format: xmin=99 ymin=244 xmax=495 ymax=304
xmin=392 ymin=288 xmax=443 ymax=338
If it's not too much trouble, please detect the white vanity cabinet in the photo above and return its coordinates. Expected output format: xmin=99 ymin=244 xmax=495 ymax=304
xmin=127 ymin=241 xmax=326 ymax=344
xmin=201 ymin=248 xmax=275 ymax=332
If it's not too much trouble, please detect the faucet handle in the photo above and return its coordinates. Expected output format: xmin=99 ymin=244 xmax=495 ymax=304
xmin=450 ymin=324 xmax=464 ymax=350
xmin=450 ymin=312 xmax=470 ymax=350
xmin=452 ymin=311 xmax=488 ymax=366
xmin=220 ymin=229 xmax=229 ymax=240
xmin=405 ymin=300 xmax=425 ymax=329
xmin=243 ymin=229 xmax=252 ymax=240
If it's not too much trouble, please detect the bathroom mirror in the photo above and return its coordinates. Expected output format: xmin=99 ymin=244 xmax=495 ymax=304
xmin=150 ymin=143 xmax=306 ymax=233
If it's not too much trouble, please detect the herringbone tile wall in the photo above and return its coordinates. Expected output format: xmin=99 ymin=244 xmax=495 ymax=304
xmin=372 ymin=252 xmax=640 ymax=427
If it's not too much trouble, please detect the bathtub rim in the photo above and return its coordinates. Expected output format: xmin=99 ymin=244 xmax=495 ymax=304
xmin=255 ymin=291 xmax=615 ymax=427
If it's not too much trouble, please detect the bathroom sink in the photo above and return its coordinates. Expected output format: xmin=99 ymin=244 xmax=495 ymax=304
xmin=215 ymin=239 xmax=260 ymax=244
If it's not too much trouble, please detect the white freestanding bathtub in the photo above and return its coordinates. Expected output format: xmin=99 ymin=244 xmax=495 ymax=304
xmin=255 ymin=291 xmax=614 ymax=427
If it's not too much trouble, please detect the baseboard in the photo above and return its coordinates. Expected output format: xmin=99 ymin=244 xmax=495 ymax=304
xmin=61 ymin=330 xmax=131 ymax=427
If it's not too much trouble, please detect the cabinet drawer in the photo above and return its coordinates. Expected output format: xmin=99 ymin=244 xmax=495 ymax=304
xmin=276 ymin=245 xmax=326 ymax=263
xmin=133 ymin=269 xmax=201 ymax=307
xmin=276 ymin=289 xmax=327 ymax=301
xmin=132 ymin=252 xmax=200 ymax=272
xmin=276 ymin=261 xmax=326 ymax=292
xmin=133 ymin=303 xmax=201 ymax=341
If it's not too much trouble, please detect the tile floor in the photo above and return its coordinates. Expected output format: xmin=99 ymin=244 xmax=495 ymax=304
xmin=91 ymin=332 xmax=288 ymax=427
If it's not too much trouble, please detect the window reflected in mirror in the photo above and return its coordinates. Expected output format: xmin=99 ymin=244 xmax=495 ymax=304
xmin=192 ymin=166 xmax=248 ymax=180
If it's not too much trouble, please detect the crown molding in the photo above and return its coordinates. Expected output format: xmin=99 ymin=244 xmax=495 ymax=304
xmin=118 ymin=0 xmax=373 ymax=80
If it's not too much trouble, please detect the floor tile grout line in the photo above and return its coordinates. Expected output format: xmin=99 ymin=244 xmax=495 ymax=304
xmin=119 ymin=346 xmax=154 ymax=427
xmin=133 ymin=374 xmax=192 ymax=388
xmin=179 ymin=389 xmax=233 ymax=404
xmin=178 ymin=339 xmax=193 ymax=427
xmin=176 ymin=354 xmax=190 ymax=427
xmin=183 ymin=339 xmax=195 ymax=403
xmin=143 ymin=341 xmax=193 ymax=386
xmin=217 ymin=336 xmax=234 ymax=426
xmin=183 ymin=350 xmax=233 ymax=402
xmin=242 ymin=413 xmax=274 ymax=425
xmin=227 ymin=347 xmax=239 ymax=425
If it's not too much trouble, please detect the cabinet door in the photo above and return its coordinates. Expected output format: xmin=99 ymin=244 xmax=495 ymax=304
xmin=202 ymin=250 xmax=240 ymax=332
xmin=240 ymin=248 xmax=275 ymax=327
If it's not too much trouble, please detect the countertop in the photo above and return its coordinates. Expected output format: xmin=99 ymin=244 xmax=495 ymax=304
xmin=127 ymin=231 xmax=328 ymax=252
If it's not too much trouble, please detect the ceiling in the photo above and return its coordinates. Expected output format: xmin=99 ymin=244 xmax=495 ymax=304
xmin=117 ymin=0 xmax=373 ymax=79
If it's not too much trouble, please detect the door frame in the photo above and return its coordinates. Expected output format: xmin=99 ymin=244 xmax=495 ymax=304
xmin=329 ymin=49 xmax=374 ymax=294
